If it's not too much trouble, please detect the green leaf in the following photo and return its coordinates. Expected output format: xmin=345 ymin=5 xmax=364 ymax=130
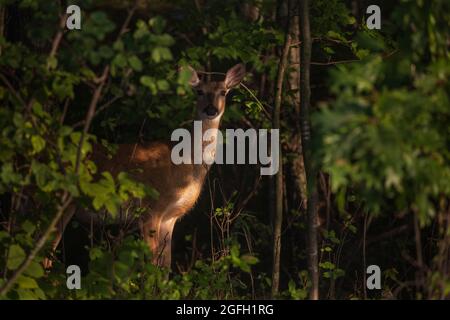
xmin=149 ymin=16 xmax=166 ymax=34
xmin=355 ymin=49 xmax=370 ymax=59
xmin=24 ymin=261 xmax=44 ymax=278
xmin=156 ymin=79 xmax=169 ymax=91
xmin=16 ymin=289 xmax=37 ymax=300
xmin=33 ymin=288 xmax=46 ymax=300
xmin=104 ymin=198 xmax=119 ymax=216
xmin=17 ymin=275 xmax=38 ymax=289
xmin=22 ymin=220 xmax=36 ymax=235
xmin=319 ymin=261 xmax=336 ymax=270
xmin=241 ymin=254 xmax=259 ymax=265
xmin=113 ymin=53 xmax=127 ymax=68
xmin=31 ymin=136 xmax=46 ymax=154
xmin=327 ymin=30 xmax=347 ymax=42
xmin=90 ymin=247 xmax=103 ymax=260
xmin=1 ymin=163 xmax=22 ymax=185
xmin=140 ymin=76 xmax=157 ymax=94
xmin=151 ymin=47 xmax=172 ymax=63
xmin=113 ymin=40 xmax=124 ymax=51
xmin=7 ymin=244 xmax=26 ymax=270
xmin=46 ymin=56 xmax=58 ymax=70
xmin=151 ymin=49 xmax=161 ymax=63
xmin=128 ymin=56 xmax=143 ymax=72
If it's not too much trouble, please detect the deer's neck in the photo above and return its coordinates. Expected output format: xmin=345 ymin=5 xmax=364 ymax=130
xmin=190 ymin=116 xmax=222 ymax=181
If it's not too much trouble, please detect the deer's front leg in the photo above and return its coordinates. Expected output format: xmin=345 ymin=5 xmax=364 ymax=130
xmin=140 ymin=216 xmax=177 ymax=269
xmin=155 ymin=217 xmax=177 ymax=268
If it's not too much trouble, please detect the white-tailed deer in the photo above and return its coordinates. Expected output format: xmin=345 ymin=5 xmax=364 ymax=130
xmin=46 ymin=64 xmax=246 ymax=268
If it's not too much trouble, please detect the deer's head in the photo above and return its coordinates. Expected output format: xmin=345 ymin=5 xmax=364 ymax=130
xmin=185 ymin=64 xmax=246 ymax=120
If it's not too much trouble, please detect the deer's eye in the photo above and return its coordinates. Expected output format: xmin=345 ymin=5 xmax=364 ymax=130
xmin=196 ymin=90 xmax=204 ymax=96
xmin=220 ymin=91 xmax=227 ymax=96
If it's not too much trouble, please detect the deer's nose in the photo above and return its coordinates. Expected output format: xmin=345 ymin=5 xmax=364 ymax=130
xmin=204 ymin=105 xmax=218 ymax=117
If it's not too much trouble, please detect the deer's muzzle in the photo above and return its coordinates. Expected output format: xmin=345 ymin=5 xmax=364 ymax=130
xmin=204 ymin=105 xmax=219 ymax=118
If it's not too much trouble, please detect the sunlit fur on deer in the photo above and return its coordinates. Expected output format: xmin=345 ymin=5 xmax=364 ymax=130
xmin=46 ymin=64 xmax=246 ymax=269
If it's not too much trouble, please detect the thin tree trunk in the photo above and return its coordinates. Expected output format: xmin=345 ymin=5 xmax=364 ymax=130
xmin=0 ymin=6 xmax=5 ymax=55
xmin=287 ymin=1 xmax=308 ymax=211
xmin=271 ymin=16 xmax=292 ymax=298
xmin=299 ymin=0 xmax=319 ymax=300
xmin=413 ymin=209 xmax=425 ymax=295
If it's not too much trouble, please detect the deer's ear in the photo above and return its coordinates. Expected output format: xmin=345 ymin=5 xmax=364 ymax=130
xmin=224 ymin=63 xmax=246 ymax=89
xmin=180 ymin=65 xmax=200 ymax=87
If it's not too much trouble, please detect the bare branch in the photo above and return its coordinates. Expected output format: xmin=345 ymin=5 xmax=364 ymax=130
xmin=74 ymin=1 xmax=139 ymax=173
xmin=47 ymin=13 xmax=68 ymax=66
xmin=71 ymin=94 xmax=121 ymax=129
xmin=0 ymin=73 xmax=26 ymax=106
xmin=0 ymin=193 xmax=73 ymax=296
xmin=311 ymin=59 xmax=360 ymax=65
